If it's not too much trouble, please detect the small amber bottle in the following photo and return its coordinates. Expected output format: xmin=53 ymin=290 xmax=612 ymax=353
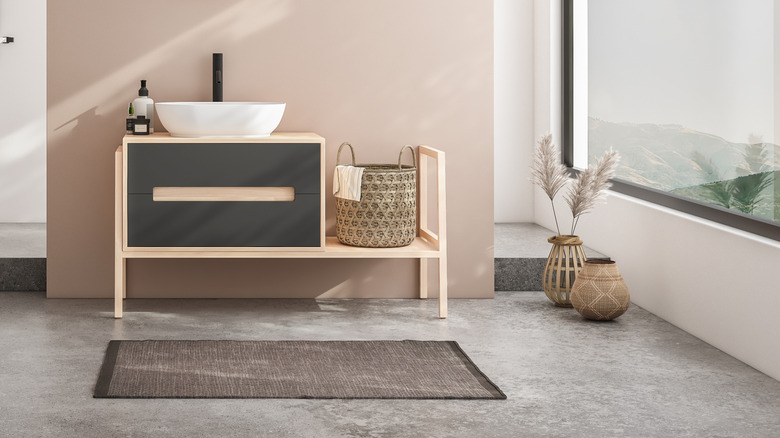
xmin=125 ymin=103 xmax=135 ymax=133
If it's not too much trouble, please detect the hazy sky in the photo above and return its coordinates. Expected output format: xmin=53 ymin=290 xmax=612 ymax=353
xmin=588 ymin=0 xmax=775 ymax=144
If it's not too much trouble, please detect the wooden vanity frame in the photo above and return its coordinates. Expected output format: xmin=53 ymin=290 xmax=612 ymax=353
xmin=114 ymin=134 xmax=447 ymax=319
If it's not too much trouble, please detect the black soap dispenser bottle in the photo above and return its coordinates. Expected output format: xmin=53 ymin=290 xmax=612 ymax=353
xmin=132 ymin=80 xmax=155 ymax=133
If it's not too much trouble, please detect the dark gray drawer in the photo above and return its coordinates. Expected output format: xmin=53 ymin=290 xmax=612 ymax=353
xmin=127 ymin=143 xmax=321 ymax=194
xmin=127 ymin=194 xmax=320 ymax=247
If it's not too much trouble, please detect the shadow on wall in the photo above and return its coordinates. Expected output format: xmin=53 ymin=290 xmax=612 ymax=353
xmin=47 ymin=0 xmax=493 ymax=298
xmin=48 ymin=0 xmax=292 ymax=126
xmin=49 ymin=0 xmax=488 ymax=138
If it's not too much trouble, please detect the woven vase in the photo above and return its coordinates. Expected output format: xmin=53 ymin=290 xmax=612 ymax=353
xmin=570 ymin=260 xmax=630 ymax=321
xmin=543 ymin=235 xmax=587 ymax=307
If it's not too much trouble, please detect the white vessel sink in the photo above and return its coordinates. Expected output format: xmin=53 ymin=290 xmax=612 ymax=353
xmin=155 ymin=102 xmax=286 ymax=138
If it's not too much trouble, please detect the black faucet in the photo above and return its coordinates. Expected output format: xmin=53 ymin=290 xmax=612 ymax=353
xmin=213 ymin=53 xmax=223 ymax=102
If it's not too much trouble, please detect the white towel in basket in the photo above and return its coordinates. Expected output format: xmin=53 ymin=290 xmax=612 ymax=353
xmin=333 ymin=165 xmax=364 ymax=201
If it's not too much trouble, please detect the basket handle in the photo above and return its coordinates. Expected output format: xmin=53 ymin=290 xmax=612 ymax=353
xmin=336 ymin=142 xmax=357 ymax=166
xmin=398 ymin=145 xmax=417 ymax=169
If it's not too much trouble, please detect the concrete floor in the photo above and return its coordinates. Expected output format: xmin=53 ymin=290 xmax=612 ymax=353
xmin=1 ymin=292 xmax=778 ymax=437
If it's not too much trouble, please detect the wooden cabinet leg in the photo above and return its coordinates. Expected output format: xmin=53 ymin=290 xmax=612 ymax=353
xmin=438 ymin=256 xmax=447 ymax=319
xmin=121 ymin=257 xmax=126 ymax=299
xmin=115 ymin=256 xmax=125 ymax=318
xmin=419 ymin=258 xmax=428 ymax=299
xmin=114 ymin=145 xmax=125 ymax=318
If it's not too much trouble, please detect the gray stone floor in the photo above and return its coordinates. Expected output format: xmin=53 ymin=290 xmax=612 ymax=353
xmin=1 ymin=292 xmax=778 ymax=437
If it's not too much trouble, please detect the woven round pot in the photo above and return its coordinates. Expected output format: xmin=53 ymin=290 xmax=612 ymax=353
xmin=543 ymin=235 xmax=587 ymax=307
xmin=571 ymin=259 xmax=630 ymax=321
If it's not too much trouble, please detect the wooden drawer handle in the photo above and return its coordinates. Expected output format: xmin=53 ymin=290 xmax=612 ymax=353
xmin=153 ymin=187 xmax=295 ymax=202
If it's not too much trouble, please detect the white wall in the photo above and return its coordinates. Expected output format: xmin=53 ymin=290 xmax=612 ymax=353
xmin=532 ymin=0 xmax=560 ymax=146
xmin=0 ymin=0 xmax=46 ymax=222
xmin=522 ymin=1 xmax=780 ymax=382
xmin=494 ymin=0 xmax=535 ymax=223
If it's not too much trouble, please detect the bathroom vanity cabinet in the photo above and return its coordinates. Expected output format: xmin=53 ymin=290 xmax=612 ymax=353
xmin=127 ymin=141 xmax=322 ymax=248
xmin=115 ymin=133 xmax=447 ymax=319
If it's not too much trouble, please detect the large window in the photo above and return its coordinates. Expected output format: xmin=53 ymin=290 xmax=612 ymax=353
xmin=564 ymin=0 xmax=780 ymax=240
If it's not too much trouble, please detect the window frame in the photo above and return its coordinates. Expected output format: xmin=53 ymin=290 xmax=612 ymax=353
xmin=561 ymin=0 xmax=780 ymax=241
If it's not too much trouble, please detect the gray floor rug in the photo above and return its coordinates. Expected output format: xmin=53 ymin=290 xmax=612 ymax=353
xmin=94 ymin=340 xmax=506 ymax=399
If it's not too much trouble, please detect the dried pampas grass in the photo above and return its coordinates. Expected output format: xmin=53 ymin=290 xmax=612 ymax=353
xmin=530 ymin=133 xmax=568 ymax=235
xmin=530 ymin=133 xmax=619 ymax=235
xmin=565 ymin=149 xmax=619 ymax=234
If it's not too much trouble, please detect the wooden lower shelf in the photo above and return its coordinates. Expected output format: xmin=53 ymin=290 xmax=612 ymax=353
xmin=120 ymin=237 xmax=441 ymax=259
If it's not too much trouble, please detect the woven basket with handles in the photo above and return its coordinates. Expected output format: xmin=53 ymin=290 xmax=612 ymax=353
xmin=335 ymin=142 xmax=417 ymax=248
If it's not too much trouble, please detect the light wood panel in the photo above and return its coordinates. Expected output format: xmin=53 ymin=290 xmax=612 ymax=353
xmin=122 ymin=237 xmax=441 ymax=259
xmin=122 ymin=132 xmax=325 ymax=144
xmin=319 ymin=136 xmax=326 ymax=248
xmin=419 ymin=145 xmax=448 ymax=318
xmin=115 ymin=146 xmax=125 ymax=317
xmin=153 ymin=187 xmax=295 ymax=202
xmin=419 ymin=258 xmax=428 ymax=299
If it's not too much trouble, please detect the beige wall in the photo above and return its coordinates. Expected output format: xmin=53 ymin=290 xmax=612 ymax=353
xmin=47 ymin=0 xmax=494 ymax=299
